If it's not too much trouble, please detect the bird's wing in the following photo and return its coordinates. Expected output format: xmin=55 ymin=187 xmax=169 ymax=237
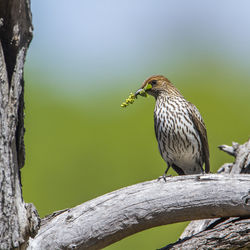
xmin=188 ymin=103 xmax=210 ymax=173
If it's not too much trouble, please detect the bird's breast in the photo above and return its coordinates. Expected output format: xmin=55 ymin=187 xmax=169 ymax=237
xmin=154 ymin=96 xmax=202 ymax=167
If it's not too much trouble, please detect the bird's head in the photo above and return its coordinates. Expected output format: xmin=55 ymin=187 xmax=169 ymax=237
xmin=135 ymin=75 xmax=181 ymax=99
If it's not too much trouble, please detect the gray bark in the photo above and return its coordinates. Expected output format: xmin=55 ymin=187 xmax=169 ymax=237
xmin=0 ymin=1 xmax=39 ymax=249
xmin=161 ymin=217 xmax=250 ymax=250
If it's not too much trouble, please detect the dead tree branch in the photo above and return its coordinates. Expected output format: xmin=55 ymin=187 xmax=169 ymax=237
xmin=161 ymin=217 xmax=250 ymax=250
xmin=27 ymin=173 xmax=250 ymax=250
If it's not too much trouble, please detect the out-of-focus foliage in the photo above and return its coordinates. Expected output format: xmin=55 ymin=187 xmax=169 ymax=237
xmin=22 ymin=62 xmax=249 ymax=249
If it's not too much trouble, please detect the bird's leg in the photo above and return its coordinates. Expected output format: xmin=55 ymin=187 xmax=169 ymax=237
xmin=200 ymin=165 xmax=205 ymax=175
xmin=157 ymin=165 xmax=171 ymax=182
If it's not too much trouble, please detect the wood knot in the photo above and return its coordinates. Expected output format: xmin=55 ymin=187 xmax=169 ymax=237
xmin=66 ymin=213 xmax=74 ymax=222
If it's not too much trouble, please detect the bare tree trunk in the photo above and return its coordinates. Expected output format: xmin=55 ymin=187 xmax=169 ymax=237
xmin=0 ymin=1 xmax=39 ymax=249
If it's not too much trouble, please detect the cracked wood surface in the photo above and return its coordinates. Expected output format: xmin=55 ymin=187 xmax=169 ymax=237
xmin=161 ymin=217 xmax=250 ymax=250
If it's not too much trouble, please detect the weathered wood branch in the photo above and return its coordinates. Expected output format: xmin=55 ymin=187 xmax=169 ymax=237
xmin=27 ymin=174 xmax=250 ymax=250
xmin=218 ymin=139 xmax=250 ymax=174
xmin=161 ymin=139 xmax=250 ymax=249
xmin=161 ymin=217 xmax=250 ymax=250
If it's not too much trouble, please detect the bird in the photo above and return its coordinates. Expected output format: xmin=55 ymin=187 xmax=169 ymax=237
xmin=135 ymin=75 xmax=210 ymax=178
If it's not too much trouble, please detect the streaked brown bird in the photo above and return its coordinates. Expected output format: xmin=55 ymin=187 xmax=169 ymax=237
xmin=135 ymin=75 xmax=210 ymax=177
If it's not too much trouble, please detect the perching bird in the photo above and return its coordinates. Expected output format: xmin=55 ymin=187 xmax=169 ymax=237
xmin=135 ymin=75 xmax=210 ymax=177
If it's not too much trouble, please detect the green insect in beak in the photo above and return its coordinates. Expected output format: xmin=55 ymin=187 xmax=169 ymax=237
xmin=121 ymin=83 xmax=152 ymax=108
xmin=134 ymin=83 xmax=152 ymax=98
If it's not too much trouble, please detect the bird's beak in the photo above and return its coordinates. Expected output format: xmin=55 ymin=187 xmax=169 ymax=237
xmin=135 ymin=88 xmax=144 ymax=97
xmin=134 ymin=83 xmax=152 ymax=98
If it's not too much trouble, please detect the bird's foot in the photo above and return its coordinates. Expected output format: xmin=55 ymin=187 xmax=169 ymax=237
xmin=200 ymin=168 xmax=205 ymax=175
xmin=157 ymin=174 xmax=171 ymax=182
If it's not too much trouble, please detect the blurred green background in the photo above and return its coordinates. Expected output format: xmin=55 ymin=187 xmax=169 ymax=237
xmin=22 ymin=1 xmax=250 ymax=249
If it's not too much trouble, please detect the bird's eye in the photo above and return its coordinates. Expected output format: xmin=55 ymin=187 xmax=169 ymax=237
xmin=150 ymin=80 xmax=157 ymax=85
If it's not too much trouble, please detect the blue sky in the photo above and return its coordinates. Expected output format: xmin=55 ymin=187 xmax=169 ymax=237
xmin=26 ymin=0 xmax=250 ymax=95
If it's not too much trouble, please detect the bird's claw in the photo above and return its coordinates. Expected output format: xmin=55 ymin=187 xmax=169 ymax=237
xmin=157 ymin=174 xmax=171 ymax=182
